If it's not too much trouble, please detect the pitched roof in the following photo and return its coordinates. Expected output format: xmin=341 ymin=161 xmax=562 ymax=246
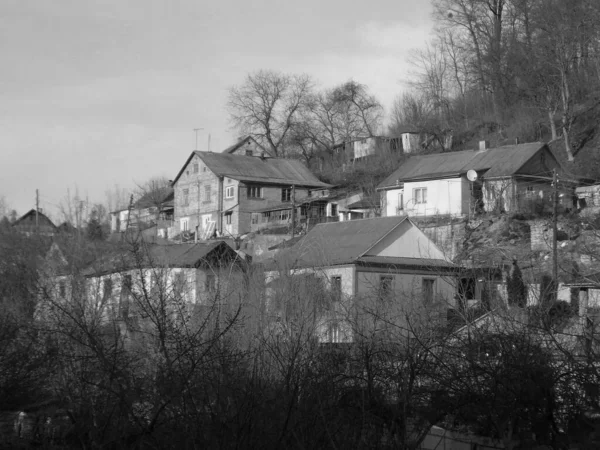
xmin=222 ymin=136 xmax=271 ymax=156
xmin=12 ymin=209 xmax=57 ymax=229
xmin=82 ymin=241 xmax=243 ymax=277
xmin=378 ymin=142 xmax=548 ymax=189
xmin=277 ymin=216 xmax=448 ymax=269
xmin=174 ymin=151 xmax=331 ymax=188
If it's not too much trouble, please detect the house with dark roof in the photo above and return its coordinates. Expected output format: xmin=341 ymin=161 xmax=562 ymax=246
xmin=265 ymin=216 xmax=468 ymax=343
xmin=12 ymin=209 xmax=57 ymax=236
xmin=377 ymin=141 xmax=570 ymax=218
xmin=171 ymin=145 xmax=331 ymax=238
xmin=42 ymin=240 xmax=251 ymax=330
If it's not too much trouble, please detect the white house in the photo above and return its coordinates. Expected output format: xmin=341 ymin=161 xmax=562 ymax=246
xmin=377 ymin=141 xmax=567 ymax=218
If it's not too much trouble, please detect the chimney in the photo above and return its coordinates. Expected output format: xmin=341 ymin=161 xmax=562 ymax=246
xmin=479 ymin=140 xmax=490 ymax=151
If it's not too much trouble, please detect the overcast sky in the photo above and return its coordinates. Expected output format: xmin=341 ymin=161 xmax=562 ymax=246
xmin=1 ymin=0 xmax=433 ymax=220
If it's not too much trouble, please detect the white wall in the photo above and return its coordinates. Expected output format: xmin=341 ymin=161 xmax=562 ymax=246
xmin=384 ymin=177 xmax=468 ymax=217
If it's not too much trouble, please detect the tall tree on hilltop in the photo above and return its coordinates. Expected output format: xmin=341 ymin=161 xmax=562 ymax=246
xmin=227 ymin=70 xmax=313 ymax=157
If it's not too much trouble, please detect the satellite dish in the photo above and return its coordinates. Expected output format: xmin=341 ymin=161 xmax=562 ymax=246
xmin=466 ymin=170 xmax=478 ymax=182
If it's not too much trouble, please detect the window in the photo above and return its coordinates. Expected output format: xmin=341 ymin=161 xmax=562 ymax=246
xmin=525 ymin=185 xmax=535 ymax=198
xmin=247 ymin=186 xmax=262 ymax=198
xmin=262 ymin=211 xmax=271 ymax=221
xmin=397 ymin=192 xmax=404 ymax=211
xmin=225 ymin=212 xmax=232 ymax=225
xmin=225 ymin=186 xmax=235 ymax=199
xmin=193 ymin=163 xmax=199 ymax=173
xmin=203 ymin=166 xmax=207 ymax=172
xmin=183 ymin=189 xmax=189 ymax=206
xmin=180 ymin=217 xmax=189 ymax=231
xmin=58 ymin=280 xmax=66 ymax=298
xmin=281 ymin=187 xmax=292 ymax=202
xmin=307 ymin=190 xmax=312 ymax=198
xmin=245 ymin=149 xmax=253 ymax=156
xmin=300 ymin=205 xmax=308 ymax=216
xmin=422 ymin=279 xmax=435 ymax=305
xmin=174 ymin=272 xmax=186 ymax=300
xmin=413 ymin=188 xmax=427 ymax=204
xmin=327 ymin=321 xmax=341 ymax=343
xmin=122 ymin=274 xmax=132 ymax=293
xmin=205 ymin=273 xmax=217 ymax=292
xmin=379 ymin=276 xmax=393 ymax=300
xmin=278 ymin=211 xmax=290 ymax=221
xmin=331 ymin=276 xmax=342 ymax=302
xmin=251 ymin=213 xmax=259 ymax=224
xmin=204 ymin=185 xmax=212 ymax=202
xmin=102 ymin=278 xmax=113 ymax=302
xmin=330 ymin=203 xmax=338 ymax=216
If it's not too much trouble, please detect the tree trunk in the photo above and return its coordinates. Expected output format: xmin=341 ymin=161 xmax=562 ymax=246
xmin=548 ymin=108 xmax=558 ymax=141
xmin=562 ymin=125 xmax=575 ymax=161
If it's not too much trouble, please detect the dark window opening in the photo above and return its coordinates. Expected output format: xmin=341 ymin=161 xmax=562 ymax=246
xmin=247 ymin=186 xmax=262 ymax=199
xmin=423 ymin=279 xmax=435 ymax=305
xmin=331 ymin=276 xmax=342 ymax=302
xmin=282 ymin=187 xmax=292 ymax=202
xmin=379 ymin=276 xmax=393 ymax=300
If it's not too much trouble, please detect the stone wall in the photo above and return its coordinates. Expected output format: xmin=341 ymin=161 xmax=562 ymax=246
xmin=417 ymin=219 xmax=466 ymax=260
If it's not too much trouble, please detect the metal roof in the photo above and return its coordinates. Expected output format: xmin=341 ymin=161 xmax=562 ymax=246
xmin=82 ymin=241 xmax=242 ymax=277
xmin=276 ymin=216 xmax=453 ymax=269
xmin=378 ymin=142 xmax=549 ymax=189
xmin=173 ymin=151 xmax=331 ymax=188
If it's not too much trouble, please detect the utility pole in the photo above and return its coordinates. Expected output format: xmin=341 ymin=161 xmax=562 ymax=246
xmin=290 ymin=185 xmax=296 ymax=238
xmin=193 ymin=128 xmax=204 ymax=150
xmin=208 ymin=133 xmax=211 ymax=152
xmin=35 ymin=189 xmax=39 ymax=233
xmin=552 ymin=169 xmax=559 ymax=295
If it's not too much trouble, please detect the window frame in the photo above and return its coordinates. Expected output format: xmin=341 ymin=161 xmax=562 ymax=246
xmin=281 ymin=187 xmax=292 ymax=202
xmin=225 ymin=212 xmax=232 ymax=225
xmin=422 ymin=278 xmax=435 ymax=305
xmin=225 ymin=186 xmax=235 ymax=199
xmin=183 ymin=188 xmax=189 ymax=206
xmin=193 ymin=163 xmax=199 ymax=173
xmin=331 ymin=276 xmax=342 ymax=302
xmin=379 ymin=275 xmax=393 ymax=300
xmin=204 ymin=185 xmax=212 ymax=203
xmin=413 ymin=187 xmax=427 ymax=205
xmin=247 ymin=186 xmax=263 ymax=199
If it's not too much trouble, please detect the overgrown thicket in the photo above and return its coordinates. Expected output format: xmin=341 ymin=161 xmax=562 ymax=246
xmin=3 ymin=230 xmax=600 ymax=448
xmin=392 ymin=0 xmax=600 ymax=160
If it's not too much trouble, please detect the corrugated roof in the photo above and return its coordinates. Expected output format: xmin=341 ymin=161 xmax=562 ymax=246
xmin=378 ymin=142 xmax=547 ymax=189
xmin=279 ymin=216 xmax=409 ymax=267
xmin=195 ymin=152 xmax=331 ymax=188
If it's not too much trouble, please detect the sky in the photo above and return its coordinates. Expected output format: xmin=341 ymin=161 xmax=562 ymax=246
xmin=0 ymin=0 xmax=433 ymax=221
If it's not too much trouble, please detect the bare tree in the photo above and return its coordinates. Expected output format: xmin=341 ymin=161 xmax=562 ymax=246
xmin=227 ymin=70 xmax=314 ymax=157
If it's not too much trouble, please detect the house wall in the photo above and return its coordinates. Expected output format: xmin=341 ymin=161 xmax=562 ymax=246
xmin=383 ymin=177 xmax=468 ymax=218
xmin=228 ymin=138 xmax=266 ymax=157
xmin=240 ymin=185 xmax=311 ymax=235
xmin=174 ymin=154 xmax=221 ymax=236
xmin=356 ymin=268 xmax=456 ymax=309
xmin=482 ymin=178 xmax=516 ymax=213
xmin=367 ymin=218 xmax=449 ymax=261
